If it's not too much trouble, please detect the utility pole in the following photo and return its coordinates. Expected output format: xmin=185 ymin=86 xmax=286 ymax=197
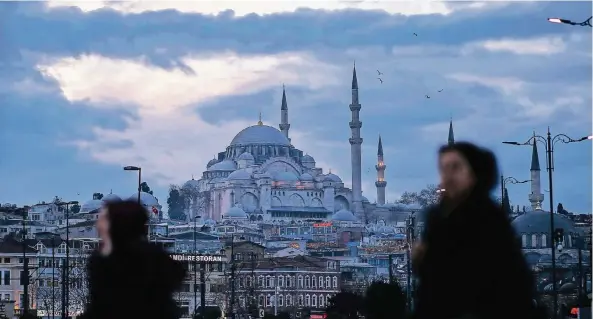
xmin=388 ymin=254 xmax=394 ymax=284
xmin=200 ymin=262 xmax=206 ymax=318
xmin=229 ymin=236 xmax=236 ymax=319
xmin=22 ymin=213 xmax=30 ymax=316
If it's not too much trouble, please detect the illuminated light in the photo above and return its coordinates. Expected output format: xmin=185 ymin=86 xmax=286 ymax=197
xmin=548 ymin=18 xmax=563 ymax=24
xmin=313 ymin=222 xmax=332 ymax=227
xmin=588 ymin=135 xmax=593 ymax=140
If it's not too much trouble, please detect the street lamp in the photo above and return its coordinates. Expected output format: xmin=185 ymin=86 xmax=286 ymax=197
xmin=123 ymin=166 xmax=142 ymax=204
xmin=500 ymin=175 xmax=530 ymax=211
xmin=547 ymin=16 xmax=592 ymax=27
xmin=503 ymin=128 xmax=591 ymax=318
xmin=55 ymin=200 xmax=79 ymax=319
xmin=22 ymin=211 xmax=30 ymax=316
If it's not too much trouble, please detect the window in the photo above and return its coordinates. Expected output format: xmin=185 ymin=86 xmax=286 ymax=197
xmin=325 ymin=276 xmax=331 ymax=288
xmin=298 ymin=276 xmax=303 ymax=288
xmin=286 ymin=295 xmax=292 ymax=306
xmin=278 ymin=275 xmax=284 ymax=287
xmin=311 ymin=276 xmax=317 ymax=288
xmin=246 ymin=276 xmax=252 ymax=287
xmin=332 ymin=276 xmax=338 ymax=288
xmin=258 ymin=276 xmax=264 ymax=287
xmin=2 ymin=258 xmax=9 ymax=264
xmin=278 ymin=295 xmax=284 ymax=307
xmin=541 ymin=234 xmax=547 ymax=248
xmin=305 ymin=295 xmax=311 ymax=306
xmin=1 ymin=271 xmax=10 ymax=285
xmin=3 ymin=294 xmax=9 ymax=301
xmin=319 ymin=295 xmax=325 ymax=307
xmin=286 ymin=276 xmax=292 ymax=287
xmin=298 ymin=295 xmax=303 ymax=306
xmin=312 ymin=295 xmax=317 ymax=307
xmin=266 ymin=295 xmax=272 ymax=307
xmin=258 ymin=295 xmax=264 ymax=307
xmin=266 ymin=276 xmax=274 ymax=288
xmin=305 ymin=276 xmax=310 ymax=288
xmin=531 ymin=234 xmax=537 ymax=248
xmin=521 ymin=235 xmax=527 ymax=247
xmin=319 ymin=276 xmax=324 ymax=288
xmin=239 ymin=277 xmax=244 ymax=288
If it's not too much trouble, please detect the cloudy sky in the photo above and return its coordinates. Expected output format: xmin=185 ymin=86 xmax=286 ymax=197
xmin=0 ymin=1 xmax=591 ymax=213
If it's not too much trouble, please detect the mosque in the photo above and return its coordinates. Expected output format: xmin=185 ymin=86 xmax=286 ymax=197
xmin=180 ymin=65 xmax=439 ymax=223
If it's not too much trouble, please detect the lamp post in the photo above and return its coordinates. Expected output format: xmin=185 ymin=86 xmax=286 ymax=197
xmin=547 ymin=16 xmax=592 ymax=27
xmin=123 ymin=166 xmax=142 ymax=204
xmin=503 ymin=128 xmax=591 ymax=318
xmin=56 ymin=200 xmax=79 ymax=319
xmin=223 ymin=235 xmax=245 ymax=319
xmin=22 ymin=212 xmax=30 ymax=316
xmin=500 ymin=175 xmax=530 ymax=213
xmin=193 ymin=215 xmax=201 ymax=318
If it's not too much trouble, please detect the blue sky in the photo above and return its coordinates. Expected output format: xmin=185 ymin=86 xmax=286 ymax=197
xmin=0 ymin=1 xmax=591 ymax=213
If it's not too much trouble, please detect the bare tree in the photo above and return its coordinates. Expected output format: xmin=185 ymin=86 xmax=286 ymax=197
xmin=180 ymin=184 xmax=211 ymax=222
xmin=396 ymin=184 xmax=440 ymax=208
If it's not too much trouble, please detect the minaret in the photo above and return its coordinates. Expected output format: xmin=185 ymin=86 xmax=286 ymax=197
xmin=375 ymin=136 xmax=387 ymax=205
xmin=349 ymin=63 xmax=363 ymax=213
xmin=279 ymin=85 xmax=291 ymax=142
xmin=448 ymin=118 xmax=455 ymax=145
xmin=529 ymin=133 xmax=544 ymax=210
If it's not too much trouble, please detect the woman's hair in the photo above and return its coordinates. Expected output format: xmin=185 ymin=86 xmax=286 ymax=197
xmin=438 ymin=141 xmax=499 ymax=194
xmin=103 ymin=200 xmax=149 ymax=247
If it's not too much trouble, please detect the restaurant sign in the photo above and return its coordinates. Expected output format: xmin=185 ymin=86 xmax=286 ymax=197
xmin=170 ymin=254 xmax=227 ymax=263
xmin=313 ymin=222 xmax=332 ymax=228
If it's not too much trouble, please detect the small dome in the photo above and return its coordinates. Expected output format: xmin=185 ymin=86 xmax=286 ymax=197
xmin=183 ymin=179 xmax=200 ymax=189
xmin=300 ymin=173 xmax=314 ymax=181
xmin=80 ymin=199 xmax=103 ymax=213
xmin=362 ymin=196 xmax=369 ymax=203
xmin=538 ymin=254 xmax=552 ymax=263
xmin=128 ymin=192 xmax=159 ymax=206
xmin=230 ymin=125 xmax=290 ymax=146
xmin=331 ymin=209 xmax=357 ymax=222
xmin=228 ymin=168 xmax=252 ymax=180
xmin=208 ymin=160 xmax=237 ymax=171
xmin=207 ymin=158 xmax=219 ymax=168
xmin=512 ymin=210 xmax=577 ymax=235
xmin=302 ymin=154 xmax=315 ymax=163
xmin=238 ymin=152 xmax=255 ymax=161
xmin=274 ymin=170 xmax=299 ymax=182
xmin=102 ymin=194 xmax=121 ymax=203
xmin=324 ymin=173 xmax=342 ymax=183
xmin=225 ymin=206 xmax=248 ymax=219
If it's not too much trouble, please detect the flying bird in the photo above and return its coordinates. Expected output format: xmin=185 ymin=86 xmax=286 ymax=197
xmin=377 ymin=70 xmax=383 ymax=75
xmin=413 ymin=33 xmax=418 ymax=36
xmin=425 ymin=95 xmax=431 ymax=99
xmin=377 ymin=78 xmax=383 ymax=84
xmin=438 ymin=89 xmax=444 ymax=92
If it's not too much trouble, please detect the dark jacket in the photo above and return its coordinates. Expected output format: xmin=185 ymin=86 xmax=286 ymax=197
xmin=82 ymin=200 xmax=186 ymax=319
xmin=413 ymin=143 xmax=542 ymax=319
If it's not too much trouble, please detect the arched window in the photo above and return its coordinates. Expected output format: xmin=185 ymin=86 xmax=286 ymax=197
xmin=286 ymin=295 xmax=292 ymax=306
xmin=258 ymin=276 xmax=264 ymax=287
xmin=312 ymin=295 xmax=317 ymax=307
xmin=319 ymin=276 xmax=324 ymax=288
xmin=305 ymin=295 xmax=311 ymax=306
xmin=278 ymin=295 xmax=284 ymax=307
xmin=541 ymin=234 xmax=547 ymax=248
xmin=286 ymin=276 xmax=292 ymax=287
xmin=259 ymin=295 xmax=264 ymax=307
xmin=266 ymin=295 xmax=272 ymax=307
xmin=521 ymin=234 xmax=527 ymax=248
xmin=312 ymin=276 xmax=317 ymax=288
xmin=278 ymin=275 xmax=285 ymax=287
xmin=325 ymin=276 xmax=331 ymax=288
xmin=298 ymin=295 xmax=304 ymax=306
xmin=531 ymin=234 xmax=537 ymax=248
xmin=568 ymin=235 xmax=572 ymax=248
xmin=298 ymin=276 xmax=303 ymax=288
xmin=332 ymin=276 xmax=338 ymax=288
xmin=266 ymin=276 xmax=272 ymax=288
xmin=305 ymin=276 xmax=310 ymax=288
xmin=319 ymin=294 xmax=325 ymax=307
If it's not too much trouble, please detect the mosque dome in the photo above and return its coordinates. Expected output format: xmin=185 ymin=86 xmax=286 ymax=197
xmin=207 ymin=158 xmax=219 ymax=168
xmin=331 ymin=209 xmax=357 ymax=222
xmin=324 ymin=173 xmax=342 ymax=183
xmin=102 ymin=194 xmax=121 ymax=203
xmin=208 ymin=160 xmax=237 ymax=171
xmin=299 ymin=173 xmax=314 ymax=181
xmin=228 ymin=168 xmax=252 ymax=180
xmin=128 ymin=192 xmax=159 ymax=206
xmin=274 ymin=170 xmax=299 ymax=182
xmin=302 ymin=154 xmax=315 ymax=163
xmin=183 ymin=178 xmax=200 ymax=189
xmin=230 ymin=125 xmax=290 ymax=146
xmin=225 ymin=206 xmax=248 ymax=219
xmin=512 ymin=210 xmax=577 ymax=235
xmin=238 ymin=152 xmax=255 ymax=161
xmin=80 ymin=199 xmax=103 ymax=213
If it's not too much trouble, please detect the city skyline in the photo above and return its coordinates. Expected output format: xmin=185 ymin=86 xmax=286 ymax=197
xmin=0 ymin=1 xmax=591 ymax=212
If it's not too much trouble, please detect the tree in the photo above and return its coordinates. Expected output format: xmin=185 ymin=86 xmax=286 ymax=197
xmin=167 ymin=185 xmax=186 ymax=220
xmin=396 ymin=184 xmax=440 ymax=208
xmin=362 ymin=281 xmax=406 ymax=319
xmin=325 ymin=291 xmax=363 ymax=319
xmin=141 ymin=182 xmax=154 ymax=195
xmin=502 ymin=188 xmax=512 ymax=216
xmin=70 ymin=204 xmax=81 ymax=214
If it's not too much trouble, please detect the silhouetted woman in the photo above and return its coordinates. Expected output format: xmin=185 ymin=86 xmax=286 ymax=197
xmin=412 ymin=142 xmax=542 ymax=319
xmin=82 ymin=200 xmax=186 ymax=319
